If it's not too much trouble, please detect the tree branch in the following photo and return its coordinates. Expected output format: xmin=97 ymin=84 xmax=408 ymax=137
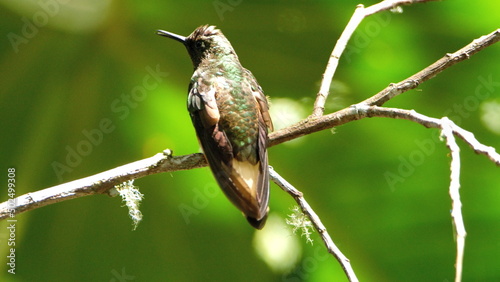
xmin=2 ymin=28 xmax=499 ymax=221
xmin=361 ymin=29 xmax=500 ymax=107
xmin=352 ymin=106 xmax=500 ymax=281
xmin=355 ymin=105 xmax=500 ymax=165
xmin=273 ymin=28 xmax=500 ymax=146
xmin=270 ymin=167 xmax=359 ymax=282
xmin=441 ymin=118 xmax=466 ymax=282
xmin=311 ymin=0 xmax=443 ymax=117
xmin=1 ymin=150 xmax=206 ymax=220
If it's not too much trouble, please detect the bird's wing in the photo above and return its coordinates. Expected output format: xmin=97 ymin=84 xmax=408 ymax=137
xmin=188 ymin=75 xmax=266 ymax=226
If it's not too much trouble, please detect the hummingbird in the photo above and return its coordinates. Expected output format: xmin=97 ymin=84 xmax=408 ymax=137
xmin=157 ymin=25 xmax=273 ymax=229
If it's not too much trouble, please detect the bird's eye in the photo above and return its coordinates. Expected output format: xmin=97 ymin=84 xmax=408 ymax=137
xmin=196 ymin=41 xmax=205 ymax=49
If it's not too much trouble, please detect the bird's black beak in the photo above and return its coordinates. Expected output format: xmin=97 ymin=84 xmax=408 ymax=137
xmin=156 ymin=29 xmax=186 ymax=44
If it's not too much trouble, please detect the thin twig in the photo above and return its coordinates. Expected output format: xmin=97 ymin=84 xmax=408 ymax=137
xmin=450 ymin=125 xmax=500 ymax=166
xmin=441 ymin=118 xmax=466 ymax=282
xmin=311 ymin=0 xmax=443 ymax=117
xmin=272 ymin=28 xmax=500 ymax=146
xmin=364 ymin=0 xmax=440 ymax=16
xmin=362 ymin=29 xmax=500 ymax=107
xmin=356 ymin=105 xmax=500 ymax=165
xmin=269 ymin=167 xmax=359 ymax=282
xmin=312 ymin=5 xmax=365 ymax=117
xmin=359 ymin=106 xmax=500 ymax=282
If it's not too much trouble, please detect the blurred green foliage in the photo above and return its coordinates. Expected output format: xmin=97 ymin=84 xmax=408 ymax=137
xmin=0 ymin=0 xmax=499 ymax=281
